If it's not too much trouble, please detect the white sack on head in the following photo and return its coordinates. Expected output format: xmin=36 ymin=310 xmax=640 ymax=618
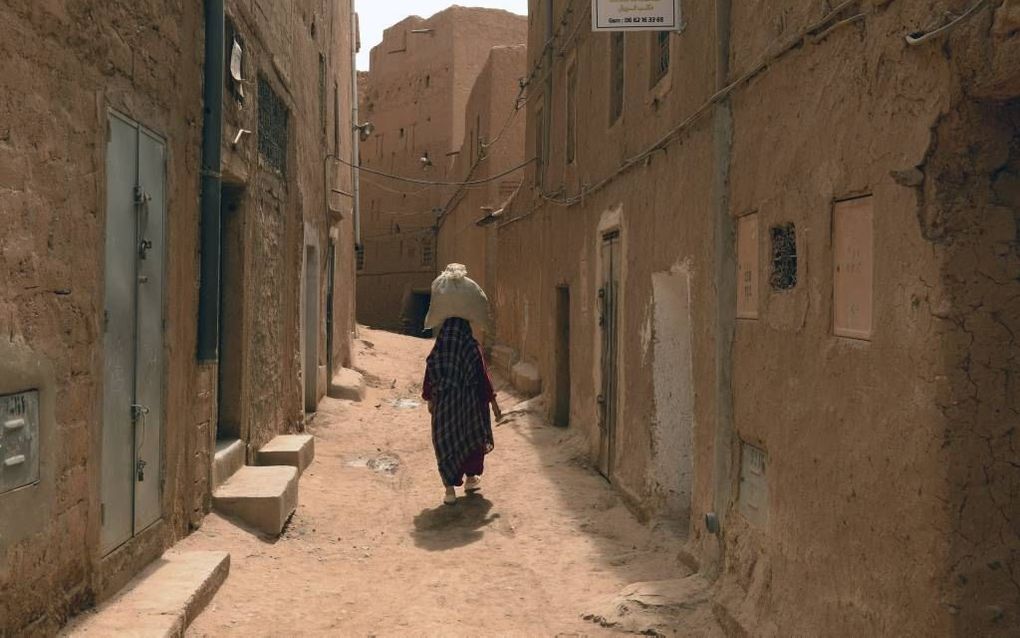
xmin=424 ymin=263 xmax=490 ymax=331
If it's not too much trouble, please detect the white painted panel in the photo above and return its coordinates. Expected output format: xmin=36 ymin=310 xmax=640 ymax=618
xmin=651 ymin=267 xmax=694 ymax=521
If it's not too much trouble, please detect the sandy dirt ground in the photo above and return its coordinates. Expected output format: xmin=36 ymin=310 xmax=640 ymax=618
xmin=179 ymin=328 xmax=699 ymax=636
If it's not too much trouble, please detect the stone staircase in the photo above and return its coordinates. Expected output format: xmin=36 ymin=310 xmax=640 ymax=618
xmin=211 ymin=434 xmax=314 ymax=536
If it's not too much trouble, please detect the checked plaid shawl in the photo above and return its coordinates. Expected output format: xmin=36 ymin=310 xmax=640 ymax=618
xmin=425 ymin=318 xmax=494 ymax=487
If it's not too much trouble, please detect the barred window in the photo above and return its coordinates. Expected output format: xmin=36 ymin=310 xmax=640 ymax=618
xmin=535 ymin=101 xmax=545 ymax=185
xmin=319 ymin=54 xmax=327 ymax=134
xmin=770 ymin=223 xmax=798 ymax=290
xmin=651 ymin=32 xmax=670 ymax=86
xmin=258 ymin=76 xmax=289 ymax=174
xmin=609 ymin=33 xmax=625 ymax=125
xmin=421 ymin=235 xmax=434 ymax=268
xmin=356 ymin=245 xmax=365 ymax=271
xmin=566 ymin=61 xmax=577 ymax=164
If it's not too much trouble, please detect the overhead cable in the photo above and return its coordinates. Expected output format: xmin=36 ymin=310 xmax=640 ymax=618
xmin=905 ymin=0 xmax=988 ymax=45
xmin=337 ymin=154 xmax=537 ymax=187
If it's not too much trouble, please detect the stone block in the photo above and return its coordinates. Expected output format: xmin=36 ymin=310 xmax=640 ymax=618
xmin=511 ymin=361 xmax=542 ymax=397
xmin=256 ymin=434 xmax=314 ymax=475
xmin=211 ymin=439 xmax=245 ymax=490
xmin=212 ymin=466 xmax=298 ymax=537
xmin=63 ymin=550 xmax=230 ymax=637
xmin=489 ymin=345 xmax=518 ymax=379
xmin=328 ymin=367 xmax=366 ymax=402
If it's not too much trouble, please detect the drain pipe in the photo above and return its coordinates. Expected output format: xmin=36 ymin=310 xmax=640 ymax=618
xmin=350 ymin=0 xmax=362 ymax=249
xmin=197 ymin=0 xmax=225 ymax=361
xmin=709 ymin=0 xmax=735 ymax=548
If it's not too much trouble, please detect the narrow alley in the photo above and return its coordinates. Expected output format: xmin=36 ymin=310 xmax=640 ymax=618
xmin=178 ymin=328 xmax=718 ymax=636
xmin=3 ymin=0 xmax=1019 ymax=635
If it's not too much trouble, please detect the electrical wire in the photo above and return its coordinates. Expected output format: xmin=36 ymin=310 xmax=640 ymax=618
xmin=361 ymin=175 xmax=434 ymax=197
xmin=905 ymin=0 xmax=989 ymax=45
xmin=338 ymin=154 xmax=537 ymax=186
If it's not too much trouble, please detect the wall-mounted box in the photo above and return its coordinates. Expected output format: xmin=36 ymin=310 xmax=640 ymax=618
xmin=833 ymin=196 xmax=874 ymax=340
xmin=0 ymin=390 xmax=40 ymax=495
xmin=737 ymin=441 xmax=768 ymax=528
xmin=736 ymin=213 xmax=760 ymax=319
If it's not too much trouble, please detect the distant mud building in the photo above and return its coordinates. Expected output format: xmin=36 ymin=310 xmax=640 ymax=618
xmin=356 ymin=7 xmax=527 ymax=335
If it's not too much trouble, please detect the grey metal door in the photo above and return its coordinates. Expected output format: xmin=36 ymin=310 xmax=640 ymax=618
xmin=598 ymin=230 xmax=620 ymax=479
xmin=101 ymin=113 xmax=166 ymax=555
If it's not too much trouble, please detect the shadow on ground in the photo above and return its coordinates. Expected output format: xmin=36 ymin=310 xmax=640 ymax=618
xmin=412 ymin=494 xmax=499 ymax=551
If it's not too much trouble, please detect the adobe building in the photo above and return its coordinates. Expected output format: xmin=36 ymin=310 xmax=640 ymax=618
xmin=357 ymin=7 xmax=527 ymax=334
xmin=0 ymin=1 xmax=357 ymax=633
xmin=438 ymin=44 xmax=527 ymax=310
xmin=491 ymin=1 xmax=1020 ymax=635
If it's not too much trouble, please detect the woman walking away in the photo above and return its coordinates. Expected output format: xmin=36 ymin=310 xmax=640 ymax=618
xmin=422 ymin=318 xmax=500 ymax=504
xmin=421 ymin=264 xmax=501 ymax=505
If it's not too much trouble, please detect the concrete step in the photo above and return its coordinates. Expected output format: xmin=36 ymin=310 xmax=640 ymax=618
xmin=489 ymin=345 xmax=518 ymax=379
xmin=256 ymin=434 xmax=315 ymax=475
xmin=63 ymin=550 xmax=230 ymax=637
xmin=212 ymin=438 xmax=245 ymax=490
xmin=212 ymin=465 xmax=298 ymax=536
xmin=511 ymin=361 xmax=542 ymax=396
xmin=328 ymin=367 xmax=366 ymax=401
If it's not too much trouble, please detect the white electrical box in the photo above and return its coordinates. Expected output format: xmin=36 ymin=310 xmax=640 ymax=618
xmin=737 ymin=441 xmax=769 ymax=528
xmin=0 ymin=390 xmax=40 ymax=495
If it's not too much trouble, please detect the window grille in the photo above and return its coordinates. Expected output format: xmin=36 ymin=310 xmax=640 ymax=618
xmin=421 ymin=235 xmax=434 ymax=268
xmin=333 ymin=82 xmax=340 ymax=155
xmin=610 ymin=33 xmax=625 ymax=125
xmin=652 ymin=32 xmax=670 ymax=86
xmin=356 ymin=245 xmax=365 ymax=271
xmin=535 ymin=102 xmax=545 ymax=185
xmin=319 ymin=54 xmax=327 ymax=134
xmin=566 ymin=62 xmax=578 ymax=164
xmin=770 ymin=223 xmax=798 ymax=290
xmin=258 ymin=77 xmax=289 ymax=174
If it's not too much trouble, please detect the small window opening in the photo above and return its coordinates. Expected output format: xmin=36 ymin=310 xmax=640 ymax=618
xmin=421 ymin=235 xmax=434 ymax=267
xmin=535 ymin=102 xmax=545 ymax=185
xmin=318 ymin=54 xmax=327 ymax=134
xmin=258 ymin=76 xmax=289 ymax=174
xmin=356 ymin=245 xmax=365 ymax=271
xmin=652 ymin=32 xmax=670 ymax=86
xmin=609 ymin=33 xmax=625 ymax=125
xmin=566 ymin=62 xmax=578 ymax=164
xmin=770 ymin=223 xmax=798 ymax=290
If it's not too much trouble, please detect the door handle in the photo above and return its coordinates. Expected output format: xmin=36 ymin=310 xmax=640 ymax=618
xmin=131 ymin=404 xmax=150 ymax=421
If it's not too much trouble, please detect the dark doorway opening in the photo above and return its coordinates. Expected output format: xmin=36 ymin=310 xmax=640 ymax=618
xmin=554 ymin=285 xmax=571 ymax=427
xmin=217 ymin=184 xmax=246 ymax=442
xmin=402 ymin=290 xmax=432 ymax=338
xmin=325 ymin=240 xmax=336 ymax=380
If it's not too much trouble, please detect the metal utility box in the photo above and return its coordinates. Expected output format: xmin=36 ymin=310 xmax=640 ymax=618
xmin=0 ymin=390 xmax=40 ymax=495
xmin=737 ymin=441 xmax=769 ymax=528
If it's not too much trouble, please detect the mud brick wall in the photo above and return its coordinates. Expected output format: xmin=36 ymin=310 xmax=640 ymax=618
xmin=0 ymin=1 xmax=205 ymax=633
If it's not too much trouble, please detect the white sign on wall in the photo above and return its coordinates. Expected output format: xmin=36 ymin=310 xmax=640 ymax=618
xmin=592 ymin=0 xmax=682 ymax=32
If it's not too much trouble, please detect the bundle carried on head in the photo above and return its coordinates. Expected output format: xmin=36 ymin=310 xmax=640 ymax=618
xmin=424 ymin=264 xmax=490 ymax=331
